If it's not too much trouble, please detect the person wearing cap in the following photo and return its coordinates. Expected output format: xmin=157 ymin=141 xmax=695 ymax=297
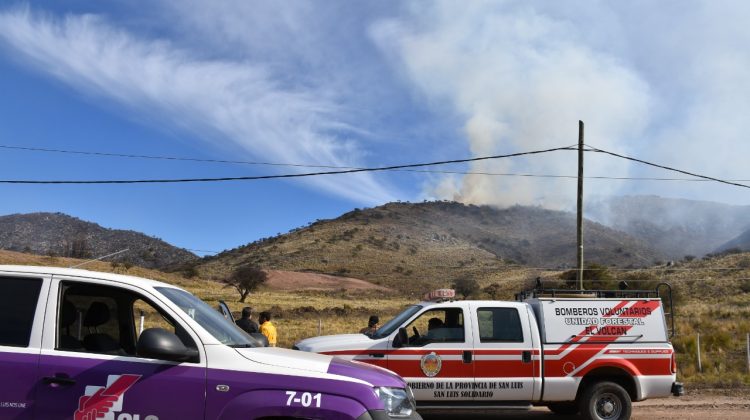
xmin=259 ymin=311 xmax=278 ymax=347
xmin=236 ymin=306 xmax=259 ymax=335
xmin=359 ymin=315 xmax=380 ymax=336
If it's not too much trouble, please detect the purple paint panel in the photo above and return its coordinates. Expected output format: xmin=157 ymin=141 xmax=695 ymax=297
xmin=0 ymin=351 xmax=38 ymax=420
xmin=327 ymin=357 xmax=405 ymax=389
xmin=35 ymin=354 xmax=205 ymax=419
xmin=206 ymin=366 xmax=384 ymax=419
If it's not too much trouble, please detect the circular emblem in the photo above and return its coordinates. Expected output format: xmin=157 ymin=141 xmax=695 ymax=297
xmin=420 ymin=352 xmax=442 ymax=377
xmin=562 ymin=361 xmax=576 ymax=375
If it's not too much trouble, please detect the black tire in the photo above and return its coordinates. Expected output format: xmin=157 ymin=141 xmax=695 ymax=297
xmin=548 ymin=402 xmax=579 ymax=415
xmin=578 ymin=381 xmax=632 ymax=420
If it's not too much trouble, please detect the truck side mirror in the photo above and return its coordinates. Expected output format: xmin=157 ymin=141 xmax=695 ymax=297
xmin=137 ymin=328 xmax=199 ymax=363
xmin=250 ymin=332 xmax=269 ymax=347
xmin=393 ymin=327 xmax=409 ymax=348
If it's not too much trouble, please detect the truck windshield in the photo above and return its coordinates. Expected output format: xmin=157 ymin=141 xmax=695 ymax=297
xmin=371 ymin=305 xmax=423 ymax=339
xmin=156 ymin=287 xmax=257 ymax=347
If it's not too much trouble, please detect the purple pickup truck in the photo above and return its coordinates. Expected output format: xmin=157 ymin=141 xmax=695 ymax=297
xmin=0 ymin=265 xmax=421 ymax=420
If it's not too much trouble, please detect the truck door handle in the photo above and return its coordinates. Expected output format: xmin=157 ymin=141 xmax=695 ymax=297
xmin=522 ymin=351 xmax=532 ymax=364
xmin=462 ymin=350 xmax=473 ymax=364
xmin=368 ymin=353 xmax=385 ymax=358
xmin=43 ymin=374 xmax=76 ymax=386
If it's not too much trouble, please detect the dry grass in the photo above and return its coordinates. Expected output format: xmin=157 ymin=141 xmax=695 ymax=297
xmin=2 ymin=249 xmax=750 ymax=386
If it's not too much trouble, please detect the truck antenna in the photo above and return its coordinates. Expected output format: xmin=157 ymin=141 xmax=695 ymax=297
xmin=69 ymin=248 xmax=130 ymax=268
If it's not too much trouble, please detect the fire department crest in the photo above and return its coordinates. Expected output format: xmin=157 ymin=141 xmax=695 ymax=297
xmin=420 ymin=352 xmax=442 ymax=377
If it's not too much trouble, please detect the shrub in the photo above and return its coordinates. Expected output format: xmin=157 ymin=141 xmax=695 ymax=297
xmin=558 ymin=263 xmax=614 ymax=289
xmin=453 ymin=278 xmax=480 ymax=298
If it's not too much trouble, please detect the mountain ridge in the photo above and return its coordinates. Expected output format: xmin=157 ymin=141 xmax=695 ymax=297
xmin=0 ymin=212 xmax=197 ymax=270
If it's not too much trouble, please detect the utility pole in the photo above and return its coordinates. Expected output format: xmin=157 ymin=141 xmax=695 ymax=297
xmin=576 ymin=121 xmax=585 ymax=290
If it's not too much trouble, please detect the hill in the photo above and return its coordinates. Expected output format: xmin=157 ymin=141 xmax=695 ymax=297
xmin=0 ymin=212 xmax=197 ymax=270
xmin=195 ymin=201 xmax=664 ymax=294
xmin=715 ymin=228 xmax=750 ymax=254
xmin=588 ymin=195 xmax=750 ymax=259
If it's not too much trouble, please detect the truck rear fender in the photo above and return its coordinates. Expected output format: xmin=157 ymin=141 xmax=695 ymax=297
xmin=575 ymin=365 xmax=638 ymax=403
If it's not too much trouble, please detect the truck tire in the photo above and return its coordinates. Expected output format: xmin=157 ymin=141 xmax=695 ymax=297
xmin=578 ymin=381 xmax=632 ymax=420
xmin=547 ymin=402 xmax=579 ymax=415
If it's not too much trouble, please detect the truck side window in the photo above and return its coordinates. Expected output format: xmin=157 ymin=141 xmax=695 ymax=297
xmin=57 ymin=281 xmax=196 ymax=357
xmin=477 ymin=307 xmax=524 ymax=343
xmin=404 ymin=308 xmax=465 ymax=346
xmin=0 ymin=276 xmax=42 ymax=347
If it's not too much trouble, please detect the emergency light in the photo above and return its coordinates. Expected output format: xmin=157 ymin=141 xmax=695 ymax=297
xmin=423 ymin=289 xmax=456 ymax=301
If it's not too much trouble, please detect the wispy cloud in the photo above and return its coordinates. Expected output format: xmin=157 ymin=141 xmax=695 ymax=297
xmin=0 ymin=7 xmax=397 ymax=204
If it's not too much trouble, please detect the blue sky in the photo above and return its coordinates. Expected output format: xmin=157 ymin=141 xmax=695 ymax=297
xmin=0 ymin=1 xmax=749 ymax=255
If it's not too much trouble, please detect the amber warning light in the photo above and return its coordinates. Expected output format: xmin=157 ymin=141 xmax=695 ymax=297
xmin=424 ymin=289 xmax=456 ymax=301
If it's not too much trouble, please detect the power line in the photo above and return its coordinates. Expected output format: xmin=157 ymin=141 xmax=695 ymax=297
xmin=6 ymin=143 xmax=750 ymax=183
xmin=0 ymin=144 xmax=353 ymax=170
xmin=0 ymin=145 xmax=577 ymax=184
xmin=185 ymin=248 xmax=220 ymax=254
xmin=586 ymin=144 xmax=750 ymax=189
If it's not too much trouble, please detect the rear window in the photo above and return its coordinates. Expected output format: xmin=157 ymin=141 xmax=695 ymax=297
xmin=477 ymin=307 xmax=524 ymax=342
xmin=0 ymin=277 xmax=42 ymax=347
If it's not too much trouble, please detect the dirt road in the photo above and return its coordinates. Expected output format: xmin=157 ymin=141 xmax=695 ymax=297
xmin=420 ymin=390 xmax=750 ymax=419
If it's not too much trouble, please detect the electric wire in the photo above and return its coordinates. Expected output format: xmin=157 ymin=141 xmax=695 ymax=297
xmin=4 ymin=143 xmax=750 ymax=183
xmin=586 ymin=144 xmax=750 ymax=189
xmin=0 ymin=145 xmax=577 ymax=184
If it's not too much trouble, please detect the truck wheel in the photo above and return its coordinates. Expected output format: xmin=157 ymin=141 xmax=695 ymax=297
xmin=547 ymin=402 xmax=579 ymax=415
xmin=578 ymin=381 xmax=632 ymax=420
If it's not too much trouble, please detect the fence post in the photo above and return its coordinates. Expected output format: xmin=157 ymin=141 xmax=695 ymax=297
xmin=696 ymin=333 xmax=702 ymax=373
xmin=746 ymin=333 xmax=749 ymax=374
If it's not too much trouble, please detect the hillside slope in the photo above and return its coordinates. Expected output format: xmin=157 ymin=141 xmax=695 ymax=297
xmin=0 ymin=212 xmax=196 ymax=270
xmin=196 ymin=201 xmax=663 ymax=293
xmin=588 ymin=195 xmax=750 ymax=258
xmin=716 ymin=228 xmax=750 ymax=253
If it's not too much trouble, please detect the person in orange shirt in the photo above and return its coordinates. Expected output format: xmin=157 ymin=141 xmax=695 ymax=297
xmin=259 ymin=311 xmax=277 ymax=347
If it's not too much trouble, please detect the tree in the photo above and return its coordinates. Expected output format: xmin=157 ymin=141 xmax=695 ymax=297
xmin=224 ymin=265 xmax=268 ymax=302
xmin=66 ymin=236 xmax=90 ymax=259
xmin=452 ymin=277 xmax=480 ymax=298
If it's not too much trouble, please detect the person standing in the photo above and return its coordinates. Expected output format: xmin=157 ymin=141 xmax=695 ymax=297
xmin=259 ymin=311 xmax=277 ymax=347
xmin=236 ymin=306 xmax=259 ymax=335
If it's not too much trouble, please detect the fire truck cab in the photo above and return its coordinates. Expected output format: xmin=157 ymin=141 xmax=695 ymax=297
xmin=295 ymin=286 xmax=683 ymax=420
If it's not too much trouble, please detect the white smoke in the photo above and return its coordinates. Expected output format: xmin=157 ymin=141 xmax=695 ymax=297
xmin=371 ymin=2 xmax=651 ymax=209
xmin=372 ymin=0 xmax=750 ymax=208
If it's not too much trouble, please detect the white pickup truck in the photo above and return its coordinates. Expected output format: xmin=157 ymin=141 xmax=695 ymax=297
xmin=296 ymin=287 xmax=683 ymax=420
xmin=0 ymin=265 xmax=421 ymax=420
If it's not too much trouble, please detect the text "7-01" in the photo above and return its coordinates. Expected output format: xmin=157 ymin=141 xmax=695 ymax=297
xmin=285 ymin=391 xmax=322 ymax=408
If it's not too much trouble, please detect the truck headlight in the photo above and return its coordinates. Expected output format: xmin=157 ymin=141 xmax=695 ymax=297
xmin=374 ymin=386 xmax=416 ymax=418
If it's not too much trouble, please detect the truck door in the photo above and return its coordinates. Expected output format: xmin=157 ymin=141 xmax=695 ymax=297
xmin=388 ymin=306 xmax=475 ymax=403
xmin=34 ymin=277 xmax=206 ymax=419
xmin=0 ymin=273 xmax=49 ymax=420
xmin=470 ymin=303 xmax=537 ymax=402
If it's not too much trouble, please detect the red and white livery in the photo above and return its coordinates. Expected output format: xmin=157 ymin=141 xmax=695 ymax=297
xmin=296 ymin=288 xmax=683 ymax=420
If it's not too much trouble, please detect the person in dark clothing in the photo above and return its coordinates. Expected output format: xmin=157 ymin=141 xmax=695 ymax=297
xmin=236 ymin=306 xmax=259 ymax=334
xmin=359 ymin=315 xmax=380 ymax=336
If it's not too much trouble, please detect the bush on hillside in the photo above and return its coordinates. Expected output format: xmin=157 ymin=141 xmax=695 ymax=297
xmin=558 ymin=263 xmax=615 ymax=289
xmin=453 ymin=277 xmax=480 ymax=298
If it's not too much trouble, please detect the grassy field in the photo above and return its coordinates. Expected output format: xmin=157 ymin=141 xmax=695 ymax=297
xmin=2 ymin=249 xmax=749 ymax=387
